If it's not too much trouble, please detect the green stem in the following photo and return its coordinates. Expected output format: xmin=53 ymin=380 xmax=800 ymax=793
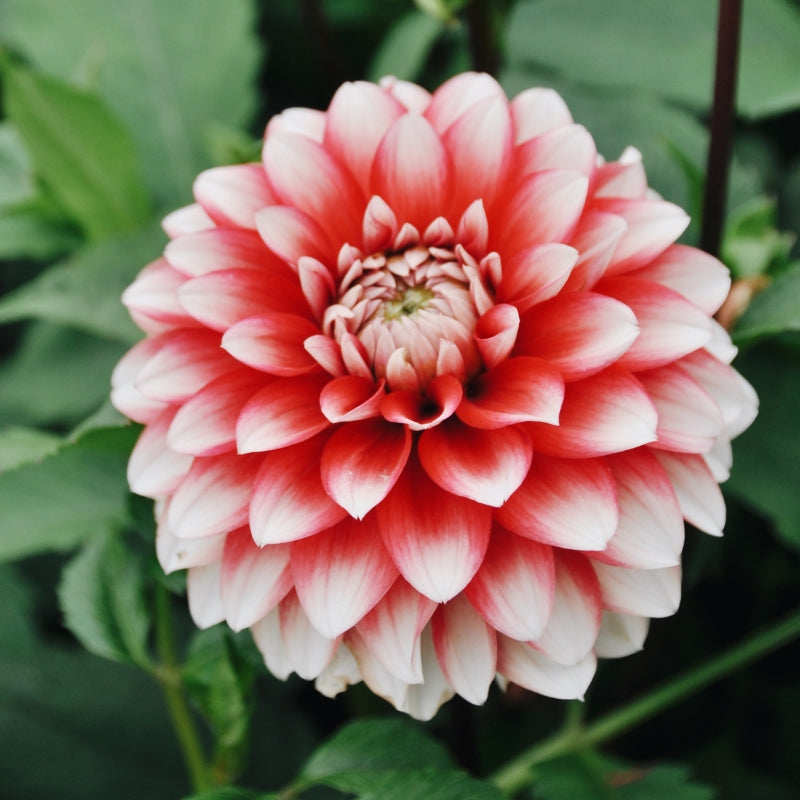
xmin=153 ymin=583 xmax=211 ymax=794
xmin=492 ymin=606 xmax=800 ymax=795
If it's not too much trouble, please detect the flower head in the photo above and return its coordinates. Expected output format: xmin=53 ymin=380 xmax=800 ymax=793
xmin=113 ymin=73 xmax=757 ymax=719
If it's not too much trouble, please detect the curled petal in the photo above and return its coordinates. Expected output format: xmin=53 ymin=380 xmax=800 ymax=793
xmin=418 ymin=419 xmax=532 ymax=507
xmin=381 ymin=374 xmax=463 ymax=431
xmin=474 ymin=303 xmax=520 ymax=370
xmin=321 ymin=418 xmax=411 ymax=518
xmin=292 ymin=515 xmax=399 ymax=638
xmin=319 ymin=375 xmax=386 ymax=423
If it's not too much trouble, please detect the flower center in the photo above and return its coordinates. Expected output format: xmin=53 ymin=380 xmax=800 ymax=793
xmin=382 ymin=283 xmax=434 ymax=320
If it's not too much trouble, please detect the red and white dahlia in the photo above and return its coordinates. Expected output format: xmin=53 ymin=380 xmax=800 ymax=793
xmin=113 ymin=73 xmax=757 ymax=719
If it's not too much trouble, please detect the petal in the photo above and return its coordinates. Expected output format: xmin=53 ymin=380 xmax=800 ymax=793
xmin=464 ymin=526 xmax=555 ymax=641
xmin=167 ymin=372 xmax=265 ymax=456
xmin=266 ymin=107 xmax=326 ymax=142
xmin=319 ymin=375 xmax=386 ymax=423
xmin=510 ymin=87 xmax=573 ymax=144
xmin=456 ymin=199 xmax=490 ymax=258
xmin=165 ymin=228 xmax=273 ymax=277
xmin=236 ymin=375 xmax=330 ymax=453
xmin=496 ymin=455 xmax=618 ymax=551
xmin=497 ymin=638 xmax=596 ymax=700
xmin=533 ymin=551 xmax=601 ymax=666
xmin=526 ymin=367 xmax=657 ymax=457
xmin=380 ymin=374 xmax=463 ymax=431
xmin=278 ymin=591 xmax=340 ymax=680
xmin=425 ymin=72 xmax=506 ymax=133
xmin=592 ymin=562 xmax=682 ymax=618
xmin=633 ymin=244 xmax=731 ymax=315
xmin=401 ymin=627 xmax=455 ymax=720
xmin=362 ymin=194 xmax=399 ymax=253
xmin=111 ymin=337 xmax=172 ymax=423
xmin=457 ymin=357 xmax=565 ymax=429
xmin=496 ymin=243 xmax=579 ymax=313
xmin=594 ymin=612 xmax=649 ymax=658
xmin=222 ymin=312 xmax=320 ymax=376
xmin=637 ymin=364 xmax=724 ymax=453
xmin=168 ymin=453 xmax=262 ymax=539
xmin=562 ymin=211 xmax=629 ymax=291
xmin=250 ymin=435 xmax=348 ymax=545
xmin=263 ymin=129 xmax=365 ymax=245
xmin=593 ymin=147 xmax=648 ymax=199
xmin=346 ymin=628 xmax=410 ymax=710
xmin=179 ymin=268 xmax=309 ymax=332
xmin=251 ymin=607 xmax=293 ymax=680
xmin=652 ymin=450 xmax=725 ymax=536
xmin=371 ymin=114 xmax=452 ymax=231
xmin=432 ymin=595 xmax=497 ymax=705
xmin=516 ymin=292 xmax=640 ymax=380
xmin=193 ymin=163 xmax=277 ymax=229
xmin=221 ymin=529 xmax=292 ymax=631
xmin=321 ymin=418 xmax=411 ymax=518
xmin=162 ymin=203 xmax=214 ymax=237
xmin=418 ymin=419 xmax=532 ymax=507
xmin=122 ymin=259 xmax=195 ymax=328
xmin=589 ymin=449 xmax=684 ymax=569
xmin=377 ymin=456 xmax=492 ymax=603
xmin=292 ymin=515 xmax=399 ymax=638
xmin=187 ymin=563 xmax=225 ymax=629
xmin=255 ymin=205 xmax=334 ymax=267
xmin=474 ymin=303 xmax=520 ymax=370
xmin=514 ymin=124 xmax=597 ymax=180
xmin=379 ymin=76 xmax=432 ymax=113
xmin=156 ymin=524 xmax=226 ymax=574
xmin=315 ymin=644 xmax=362 ymax=698
xmin=128 ymin=408 xmax=193 ymax=497
xmin=598 ymin=278 xmax=712 ymax=371
xmin=356 ymin=579 xmax=436 ymax=684
xmin=323 ymin=81 xmax=406 ymax=193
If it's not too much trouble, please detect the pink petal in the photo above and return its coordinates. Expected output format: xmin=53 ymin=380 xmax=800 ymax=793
xmin=379 ymin=76 xmax=432 ymax=114
xmin=193 ymin=163 xmax=277 ymax=229
xmin=250 ymin=435 xmax=348 ymax=545
xmin=496 ymin=455 xmax=618 ymax=551
xmin=464 ymin=526 xmax=555 ymax=641
xmin=474 ymin=303 xmax=520 ymax=370
xmin=179 ymin=268 xmax=309 ymax=332
xmin=401 ymin=627 xmax=455 ymax=720
xmin=321 ymin=418 xmax=411 ymax=518
xmin=516 ymin=292 xmax=640 ymax=381
xmin=167 ymin=372 xmax=265 ymax=456
xmin=652 ymin=451 xmax=725 ymax=536
xmin=371 ymin=114 xmax=452 ymax=232
xmin=156 ymin=523 xmax=226 ymax=574
xmin=263 ymin=129 xmax=365 ymax=245
xmin=315 ymin=644 xmax=361 ymax=697
xmin=598 ymin=278 xmax=711 ymax=371
xmin=377 ymin=456 xmax=492 ymax=603
xmin=533 ymin=551 xmax=602 ymax=666
xmin=444 ymin=93 xmax=513 ymax=214
xmin=510 ymin=87 xmax=573 ymax=144
xmin=362 ymin=195 xmax=399 ymax=253
xmin=111 ymin=337 xmax=172 ymax=423
xmin=514 ymin=124 xmax=597 ymax=180
xmin=298 ymin=256 xmax=336 ymax=321
xmin=251 ymin=607 xmax=293 ymax=680
xmin=255 ymin=205 xmax=334 ymax=267
xmin=134 ymin=329 xmax=237 ymax=404
xmin=162 ymin=203 xmax=214 ymax=237
xmin=425 ymin=72 xmax=506 ymax=133
xmin=266 ymin=107 xmax=326 ymax=142
xmin=497 ymin=638 xmax=596 ymax=700
xmin=562 ymin=211 xmax=629 ymax=291
xmin=526 ymin=367 xmax=657 ymax=457
xmin=122 ymin=259 xmax=195 ymax=328
xmin=595 ymin=198 xmax=689 ymax=276
xmin=222 ymin=312 xmax=320 ymax=376
xmin=594 ymin=611 xmax=649 ymax=658
xmin=128 ymin=407 xmax=193 ymax=498
xmin=496 ymin=243 xmax=579 ymax=313
xmin=432 ymin=595 xmax=497 ymax=705
xmin=593 ymin=147 xmax=648 ymax=199
xmin=165 ymin=228 xmax=273 ymax=277
xmin=319 ymin=375 xmax=386 ymax=423
xmin=356 ymin=579 xmax=436 ymax=684
xmin=292 ymin=515 xmax=399 ymax=638
xmin=168 ymin=452 xmax=262 ymax=539
xmin=346 ymin=628 xmax=409 ymax=709
xmin=637 ymin=364 xmax=724 ymax=453
xmin=491 ymin=170 xmax=588 ymax=256
xmin=456 ymin=199 xmax=490 ymax=258
xmin=592 ymin=562 xmax=682 ymax=618
xmin=305 ymin=334 xmax=346 ymax=377
xmin=324 ymin=81 xmax=406 ymax=193
xmin=380 ymin=374 xmax=463 ymax=431
xmin=221 ymin=529 xmax=292 ymax=631
xmin=236 ymin=375 xmax=330 ymax=453
xmin=278 ymin=591 xmax=340 ymax=680
xmin=418 ymin=419 xmax=532 ymax=506
xmin=187 ymin=563 xmax=225 ymax=629
xmin=456 ymin=357 xmax=564 ymax=429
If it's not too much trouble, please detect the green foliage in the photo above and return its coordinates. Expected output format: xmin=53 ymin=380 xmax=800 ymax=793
xmin=734 ymin=263 xmax=800 ymax=342
xmin=368 ymin=9 xmax=445 ymax=82
xmin=0 ymin=425 xmax=61 ymax=472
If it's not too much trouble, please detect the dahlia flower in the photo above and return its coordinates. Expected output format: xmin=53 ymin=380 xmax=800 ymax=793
xmin=113 ymin=73 xmax=757 ymax=720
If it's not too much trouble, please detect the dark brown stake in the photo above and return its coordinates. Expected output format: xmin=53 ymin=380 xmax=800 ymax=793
xmin=466 ymin=0 xmax=502 ymax=76
xmin=700 ymin=0 xmax=743 ymax=258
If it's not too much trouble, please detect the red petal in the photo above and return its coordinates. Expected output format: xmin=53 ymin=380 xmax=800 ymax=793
xmin=193 ymin=163 xmax=277 ymax=229
xmin=496 ymin=243 xmax=578 ymax=313
xmin=510 ymin=87 xmax=573 ymax=144
xmin=474 ymin=304 xmax=520 ymax=370
xmin=128 ymin=407 xmax=193 ymax=497
xmin=380 ymin=374 xmax=463 ymax=431
xmin=319 ymin=375 xmax=386 ymax=423
xmin=165 ymin=228 xmax=274 ymax=277
xmin=514 ymin=124 xmax=597 ymax=179
xmin=255 ymin=205 xmax=334 ymax=267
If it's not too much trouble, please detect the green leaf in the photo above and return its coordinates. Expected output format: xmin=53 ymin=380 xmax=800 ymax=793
xmin=367 ymin=10 xmax=445 ymax=82
xmin=354 ymin=768 xmax=506 ymax=800
xmin=734 ymin=263 xmax=800 ymax=343
xmin=0 ymin=424 xmax=138 ymax=561
xmin=532 ymin=753 xmax=616 ymax=800
xmin=0 ymin=426 xmax=62 ymax=473
xmin=0 ymin=202 xmax=81 ymax=260
xmin=182 ymin=790 xmax=275 ymax=800
xmin=0 ymin=122 xmax=36 ymax=207
xmin=1 ymin=0 xmax=261 ymax=208
xmin=726 ymin=344 xmax=800 ymax=550
xmin=505 ymin=0 xmax=800 ymax=120
xmin=0 ymin=223 xmax=163 ymax=343
xmin=2 ymin=61 xmax=151 ymax=241
xmin=301 ymin=718 xmax=453 ymax=789
xmin=615 ymin=765 xmax=715 ymax=799
xmin=58 ymin=530 xmax=151 ymax=666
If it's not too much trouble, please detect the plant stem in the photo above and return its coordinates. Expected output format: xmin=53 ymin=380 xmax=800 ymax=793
xmin=700 ymin=0 xmax=743 ymax=257
xmin=491 ymin=606 xmax=800 ymax=795
xmin=154 ymin=583 xmax=211 ymax=794
xmin=466 ymin=0 xmax=501 ymax=75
